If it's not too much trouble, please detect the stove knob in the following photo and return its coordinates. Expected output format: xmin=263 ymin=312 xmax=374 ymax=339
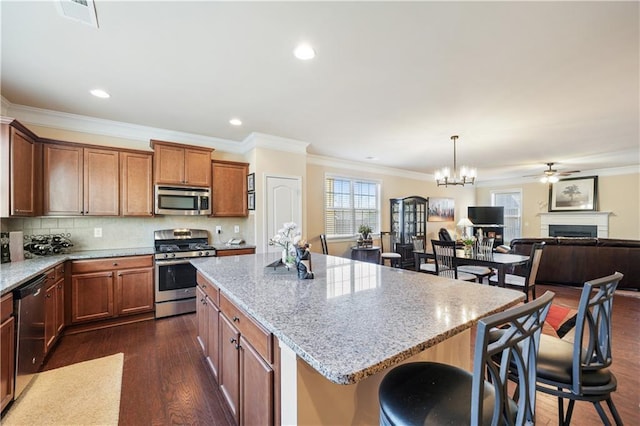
xmin=198 ymin=251 xmax=204 ymax=256
xmin=171 ymin=253 xmax=176 ymax=258
xmin=164 ymin=253 xmax=169 ymax=259
xmin=204 ymin=251 xmax=210 ymax=256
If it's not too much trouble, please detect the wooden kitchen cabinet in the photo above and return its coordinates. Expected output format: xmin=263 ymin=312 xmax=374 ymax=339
xmin=44 ymin=264 xmax=65 ymax=354
xmin=211 ymin=160 xmax=249 ymax=217
xmin=196 ymin=274 xmax=221 ymax=382
xmin=1 ymin=293 xmax=15 ymax=412
xmin=71 ymin=255 xmax=154 ymax=324
xmin=116 ymin=267 xmax=154 ymax=316
xmin=219 ymin=293 xmax=274 ymax=425
xmin=0 ymin=119 xmax=42 ymax=217
xmin=43 ymin=143 xmax=119 ymax=216
xmin=196 ymin=272 xmax=275 ymax=425
xmin=151 ymin=140 xmax=212 ymax=187
xmin=120 ymin=151 xmax=153 ymax=216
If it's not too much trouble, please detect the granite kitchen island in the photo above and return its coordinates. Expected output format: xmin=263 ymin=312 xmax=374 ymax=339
xmin=191 ymin=253 xmax=524 ymax=425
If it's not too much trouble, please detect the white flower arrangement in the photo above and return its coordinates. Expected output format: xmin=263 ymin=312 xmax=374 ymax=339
xmin=269 ymin=222 xmax=302 ymax=264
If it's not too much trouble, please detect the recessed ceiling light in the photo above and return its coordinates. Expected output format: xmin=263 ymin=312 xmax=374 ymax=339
xmin=293 ymin=43 xmax=315 ymax=60
xmin=365 ymin=156 xmax=378 ymax=161
xmin=229 ymin=118 xmax=242 ymax=126
xmin=90 ymin=89 xmax=110 ymax=98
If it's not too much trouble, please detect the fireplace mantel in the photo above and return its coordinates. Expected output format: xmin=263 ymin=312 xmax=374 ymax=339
xmin=540 ymin=212 xmax=611 ymax=238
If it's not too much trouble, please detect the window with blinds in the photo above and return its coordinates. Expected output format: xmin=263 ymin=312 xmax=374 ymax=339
xmin=492 ymin=190 xmax=522 ymax=244
xmin=324 ymin=176 xmax=380 ymax=237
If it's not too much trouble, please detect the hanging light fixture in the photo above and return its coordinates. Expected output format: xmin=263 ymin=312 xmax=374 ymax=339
xmin=435 ymin=135 xmax=476 ymax=187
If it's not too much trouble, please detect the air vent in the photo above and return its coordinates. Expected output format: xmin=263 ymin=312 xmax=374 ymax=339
xmin=56 ymin=0 xmax=99 ymax=28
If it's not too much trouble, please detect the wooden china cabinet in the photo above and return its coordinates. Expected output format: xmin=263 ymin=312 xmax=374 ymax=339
xmin=390 ymin=196 xmax=427 ymax=268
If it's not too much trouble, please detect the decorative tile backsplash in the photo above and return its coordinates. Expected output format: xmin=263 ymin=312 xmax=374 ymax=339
xmin=1 ymin=216 xmax=252 ymax=251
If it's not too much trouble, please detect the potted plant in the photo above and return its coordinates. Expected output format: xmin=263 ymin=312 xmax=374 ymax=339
xmin=461 ymin=236 xmax=475 ymax=257
xmin=358 ymin=225 xmax=373 ymax=247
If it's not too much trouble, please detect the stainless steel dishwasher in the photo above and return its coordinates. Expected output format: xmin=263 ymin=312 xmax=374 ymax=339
xmin=13 ymin=274 xmax=46 ymax=399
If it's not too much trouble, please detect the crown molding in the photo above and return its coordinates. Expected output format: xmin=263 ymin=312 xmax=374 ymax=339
xmin=1 ymin=96 xmax=11 ymax=116
xmin=4 ymin=101 xmax=245 ymax=153
xmin=307 ymin=154 xmax=433 ymax=181
xmin=477 ymin=164 xmax=639 ymax=187
xmin=242 ymin=132 xmax=309 ymax=155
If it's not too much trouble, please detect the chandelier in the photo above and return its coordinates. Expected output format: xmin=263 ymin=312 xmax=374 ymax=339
xmin=435 ymin=135 xmax=476 ymax=187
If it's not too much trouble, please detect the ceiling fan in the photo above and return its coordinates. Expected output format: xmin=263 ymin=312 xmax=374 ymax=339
xmin=525 ymin=162 xmax=581 ymax=183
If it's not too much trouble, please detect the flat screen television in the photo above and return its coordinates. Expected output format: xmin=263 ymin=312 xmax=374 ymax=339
xmin=467 ymin=206 xmax=504 ymax=225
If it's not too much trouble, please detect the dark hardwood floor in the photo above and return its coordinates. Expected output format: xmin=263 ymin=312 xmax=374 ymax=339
xmin=44 ymin=314 xmax=235 ymax=426
xmin=43 ymin=284 xmax=638 ymax=425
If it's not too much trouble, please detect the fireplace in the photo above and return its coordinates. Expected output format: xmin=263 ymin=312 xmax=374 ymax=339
xmin=540 ymin=212 xmax=610 ymax=238
xmin=549 ymin=225 xmax=597 ymax=238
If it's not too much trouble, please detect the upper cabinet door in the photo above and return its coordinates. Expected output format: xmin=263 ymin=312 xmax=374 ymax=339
xmin=84 ymin=148 xmax=119 ymax=216
xmin=185 ymin=148 xmax=212 ymax=187
xmin=154 ymin=143 xmax=185 ymax=185
xmin=211 ymin=160 xmax=248 ymax=217
xmin=120 ymin=151 xmax=153 ymax=216
xmin=10 ymin=127 xmax=40 ymax=216
xmin=151 ymin=140 xmax=212 ymax=187
xmin=44 ymin=144 xmax=84 ymax=215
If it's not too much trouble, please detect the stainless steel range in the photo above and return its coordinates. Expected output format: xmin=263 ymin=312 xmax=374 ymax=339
xmin=154 ymin=228 xmax=216 ymax=318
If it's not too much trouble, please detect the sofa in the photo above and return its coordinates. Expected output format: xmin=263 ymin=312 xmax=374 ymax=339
xmin=508 ymin=237 xmax=640 ymax=291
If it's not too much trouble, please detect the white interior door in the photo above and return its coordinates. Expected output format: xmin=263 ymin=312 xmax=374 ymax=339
xmin=265 ymin=175 xmax=302 ymax=253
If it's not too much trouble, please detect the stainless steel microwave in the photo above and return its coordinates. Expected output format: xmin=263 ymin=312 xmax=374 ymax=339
xmin=154 ymin=186 xmax=211 ymax=215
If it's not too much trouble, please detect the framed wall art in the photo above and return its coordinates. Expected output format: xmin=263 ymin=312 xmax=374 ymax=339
xmin=247 ymin=173 xmax=255 ymax=192
xmin=549 ymin=176 xmax=598 ymax=212
xmin=427 ymin=197 xmax=455 ymax=222
xmin=247 ymin=191 xmax=255 ymax=211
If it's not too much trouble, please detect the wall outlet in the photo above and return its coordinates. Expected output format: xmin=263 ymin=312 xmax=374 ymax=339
xmin=216 ymin=226 xmax=222 ymax=234
xmin=94 ymin=227 xmax=102 ymax=238
xmin=234 ymin=225 xmax=240 ymax=233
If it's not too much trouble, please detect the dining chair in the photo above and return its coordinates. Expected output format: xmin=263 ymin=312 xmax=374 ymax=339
xmin=319 ymin=234 xmax=328 ymax=255
xmin=458 ymin=237 xmax=495 ymax=282
xmin=489 ymin=242 xmax=544 ymax=302
xmin=438 ymin=228 xmax=453 ymax=242
xmin=411 ymin=235 xmax=436 ymax=274
xmin=379 ymin=232 xmax=401 ymax=267
xmin=431 ymin=240 xmax=477 ymax=282
xmin=379 ymin=291 xmax=555 ymax=425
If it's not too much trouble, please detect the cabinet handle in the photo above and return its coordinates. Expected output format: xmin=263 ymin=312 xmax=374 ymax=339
xmin=230 ymin=338 xmax=237 ymax=344
xmin=46 ymin=294 xmax=51 ymax=299
xmin=232 ymin=316 xmax=240 ymax=322
xmin=109 ymin=273 xmax=113 ymax=277
xmin=57 ymin=285 xmax=62 ymax=289
xmin=113 ymin=262 xmax=118 ymax=266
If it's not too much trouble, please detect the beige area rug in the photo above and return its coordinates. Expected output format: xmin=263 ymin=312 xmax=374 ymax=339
xmin=3 ymin=353 xmax=123 ymax=426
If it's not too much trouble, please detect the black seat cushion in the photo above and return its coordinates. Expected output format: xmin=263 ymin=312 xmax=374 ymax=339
xmin=536 ymin=334 xmax=616 ymax=389
xmin=379 ymin=362 xmax=517 ymax=425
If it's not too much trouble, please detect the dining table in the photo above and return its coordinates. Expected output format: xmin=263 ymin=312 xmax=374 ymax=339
xmin=413 ymin=249 xmax=530 ymax=287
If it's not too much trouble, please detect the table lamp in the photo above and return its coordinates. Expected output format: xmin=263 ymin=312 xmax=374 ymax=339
xmin=457 ymin=218 xmax=474 ymax=238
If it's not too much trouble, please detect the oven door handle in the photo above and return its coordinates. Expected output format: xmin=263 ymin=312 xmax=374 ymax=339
xmin=155 ymin=259 xmax=192 ymax=266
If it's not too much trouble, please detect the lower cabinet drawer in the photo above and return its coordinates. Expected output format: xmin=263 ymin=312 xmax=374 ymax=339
xmin=72 ymin=255 xmax=153 ymax=273
xmin=220 ymin=293 xmax=272 ymax=363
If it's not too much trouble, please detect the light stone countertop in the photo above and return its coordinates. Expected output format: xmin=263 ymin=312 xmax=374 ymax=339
xmin=210 ymin=243 xmax=256 ymax=251
xmin=0 ymin=247 xmax=155 ymax=296
xmin=191 ymin=252 xmax=525 ymax=385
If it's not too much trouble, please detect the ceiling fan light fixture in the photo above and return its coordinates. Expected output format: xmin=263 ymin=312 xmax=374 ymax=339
xmin=435 ymin=135 xmax=476 ymax=187
xmin=548 ymin=175 xmax=559 ymax=183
